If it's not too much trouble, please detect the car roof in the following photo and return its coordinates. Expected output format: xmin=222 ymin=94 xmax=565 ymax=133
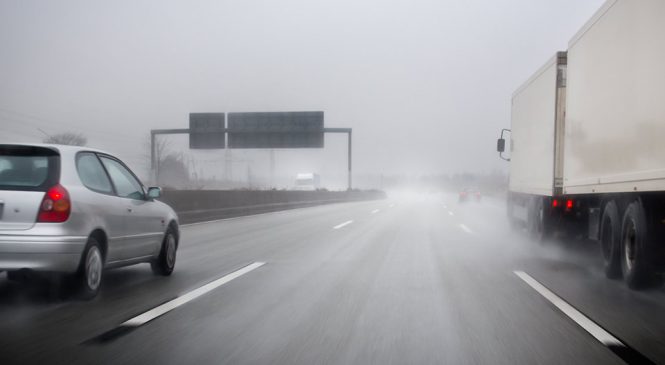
xmin=0 ymin=143 xmax=111 ymax=156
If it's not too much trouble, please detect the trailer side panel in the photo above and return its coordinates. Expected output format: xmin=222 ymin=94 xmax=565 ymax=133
xmin=564 ymin=0 xmax=665 ymax=194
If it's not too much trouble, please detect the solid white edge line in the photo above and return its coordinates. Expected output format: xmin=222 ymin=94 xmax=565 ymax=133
xmin=514 ymin=271 xmax=623 ymax=346
xmin=122 ymin=262 xmax=265 ymax=327
xmin=371 ymin=209 xmax=380 ymax=214
xmin=459 ymin=224 xmax=472 ymax=234
xmin=333 ymin=220 xmax=354 ymax=229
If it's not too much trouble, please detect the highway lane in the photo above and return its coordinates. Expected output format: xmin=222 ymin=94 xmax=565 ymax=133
xmin=1 ymin=195 xmax=664 ymax=364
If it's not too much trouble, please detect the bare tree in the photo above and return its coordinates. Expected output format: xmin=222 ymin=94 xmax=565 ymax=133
xmin=144 ymin=133 xmax=171 ymax=185
xmin=158 ymin=153 xmax=191 ymax=188
xmin=43 ymin=132 xmax=87 ymax=146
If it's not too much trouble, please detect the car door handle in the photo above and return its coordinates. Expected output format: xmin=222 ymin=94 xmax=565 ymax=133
xmin=127 ymin=207 xmax=133 ymax=212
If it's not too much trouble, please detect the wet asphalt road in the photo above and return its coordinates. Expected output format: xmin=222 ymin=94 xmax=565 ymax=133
xmin=1 ymin=194 xmax=664 ymax=364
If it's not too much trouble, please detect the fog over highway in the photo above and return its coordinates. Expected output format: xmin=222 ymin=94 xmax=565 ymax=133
xmin=2 ymin=196 xmax=664 ymax=364
xmin=0 ymin=0 xmax=604 ymax=181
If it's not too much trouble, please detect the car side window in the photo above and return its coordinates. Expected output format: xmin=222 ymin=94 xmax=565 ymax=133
xmin=76 ymin=153 xmax=113 ymax=194
xmin=99 ymin=156 xmax=145 ymax=200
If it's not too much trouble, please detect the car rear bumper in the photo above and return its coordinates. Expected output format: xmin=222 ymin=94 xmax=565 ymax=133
xmin=0 ymin=234 xmax=87 ymax=273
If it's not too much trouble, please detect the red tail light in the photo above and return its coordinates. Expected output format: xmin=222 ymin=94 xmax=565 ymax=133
xmin=37 ymin=184 xmax=71 ymax=223
xmin=566 ymin=199 xmax=574 ymax=210
xmin=552 ymin=199 xmax=559 ymax=208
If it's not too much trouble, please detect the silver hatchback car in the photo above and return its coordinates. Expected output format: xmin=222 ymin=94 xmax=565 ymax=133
xmin=0 ymin=144 xmax=179 ymax=298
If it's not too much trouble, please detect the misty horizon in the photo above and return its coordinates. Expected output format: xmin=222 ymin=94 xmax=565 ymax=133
xmin=1 ymin=0 xmax=605 ymax=184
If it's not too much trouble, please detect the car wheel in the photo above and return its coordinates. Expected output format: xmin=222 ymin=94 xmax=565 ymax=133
xmin=599 ymin=201 xmax=622 ymax=279
xmin=75 ymin=237 xmax=103 ymax=300
xmin=620 ymin=200 xmax=660 ymax=289
xmin=152 ymin=227 xmax=177 ymax=276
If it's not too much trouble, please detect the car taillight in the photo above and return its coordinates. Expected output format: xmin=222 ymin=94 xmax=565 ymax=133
xmin=37 ymin=184 xmax=71 ymax=223
xmin=552 ymin=199 xmax=559 ymax=208
xmin=566 ymin=199 xmax=574 ymax=210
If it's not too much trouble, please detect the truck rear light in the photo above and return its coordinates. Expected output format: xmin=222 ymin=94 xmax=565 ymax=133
xmin=566 ymin=199 xmax=574 ymax=210
xmin=37 ymin=184 xmax=71 ymax=223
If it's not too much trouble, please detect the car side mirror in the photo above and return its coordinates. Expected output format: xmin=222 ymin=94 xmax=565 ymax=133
xmin=147 ymin=187 xmax=162 ymax=199
xmin=497 ymin=138 xmax=506 ymax=153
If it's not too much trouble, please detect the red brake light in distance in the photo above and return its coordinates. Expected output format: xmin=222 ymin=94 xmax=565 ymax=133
xmin=566 ymin=199 xmax=574 ymax=210
xmin=552 ymin=199 xmax=559 ymax=208
xmin=37 ymin=184 xmax=71 ymax=223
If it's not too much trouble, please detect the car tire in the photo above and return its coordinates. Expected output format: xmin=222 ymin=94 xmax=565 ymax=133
xmin=620 ymin=199 xmax=660 ymax=289
xmin=151 ymin=227 xmax=177 ymax=276
xmin=599 ymin=201 xmax=622 ymax=279
xmin=74 ymin=237 xmax=104 ymax=300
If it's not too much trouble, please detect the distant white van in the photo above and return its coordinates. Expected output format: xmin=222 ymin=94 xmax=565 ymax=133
xmin=294 ymin=173 xmax=321 ymax=191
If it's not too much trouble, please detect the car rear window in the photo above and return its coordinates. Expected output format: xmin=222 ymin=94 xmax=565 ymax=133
xmin=0 ymin=145 xmax=60 ymax=191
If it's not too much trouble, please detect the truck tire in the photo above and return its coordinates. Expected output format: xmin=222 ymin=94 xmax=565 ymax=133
xmin=620 ymin=200 xmax=660 ymax=289
xmin=6 ymin=269 xmax=32 ymax=284
xmin=506 ymin=198 xmax=519 ymax=231
xmin=528 ymin=197 xmax=550 ymax=242
xmin=599 ymin=201 xmax=622 ymax=279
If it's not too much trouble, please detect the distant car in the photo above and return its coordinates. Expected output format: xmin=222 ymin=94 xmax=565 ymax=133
xmin=0 ymin=144 xmax=179 ymax=299
xmin=459 ymin=188 xmax=482 ymax=203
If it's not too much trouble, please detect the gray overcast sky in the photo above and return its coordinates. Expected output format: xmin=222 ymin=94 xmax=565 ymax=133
xmin=0 ymin=0 xmax=605 ymax=183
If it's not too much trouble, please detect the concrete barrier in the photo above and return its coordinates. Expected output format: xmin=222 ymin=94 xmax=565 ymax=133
xmin=159 ymin=190 xmax=387 ymax=224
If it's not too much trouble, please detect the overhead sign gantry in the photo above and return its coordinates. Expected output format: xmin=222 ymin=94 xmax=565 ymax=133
xmin=150 ymin=111 xmax=353 ymax=189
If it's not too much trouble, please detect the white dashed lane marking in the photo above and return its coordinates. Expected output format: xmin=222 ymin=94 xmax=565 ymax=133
xmin=459 ymin=224 xmax=472 ymax=234
xmin=85 ymin=262 xmax=266 ymax=344
xmin=333 ymin=220 xmax=354 ymax=230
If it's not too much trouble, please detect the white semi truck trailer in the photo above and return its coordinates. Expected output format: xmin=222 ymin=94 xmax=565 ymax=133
xmin=497 ymin=0 xmax=665 ymax=289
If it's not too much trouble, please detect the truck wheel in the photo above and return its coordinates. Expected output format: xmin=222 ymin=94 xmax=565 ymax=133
xmin=508 ymin=216 xmax=520 ymax=231
xmin=528 ymin=198 xmax=550 ymax=242
xmin=599 ymin=201 xmax=622 ymax=279
xmin=6 ymin=269 xmax=32 ymax=284
xmin=620 ymin=200 xmax=660 ymax=289
xmin=506 ymin=199 xmax=519 ymax=231
xmin=151 ymin=228 xmax=177 ymax=276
